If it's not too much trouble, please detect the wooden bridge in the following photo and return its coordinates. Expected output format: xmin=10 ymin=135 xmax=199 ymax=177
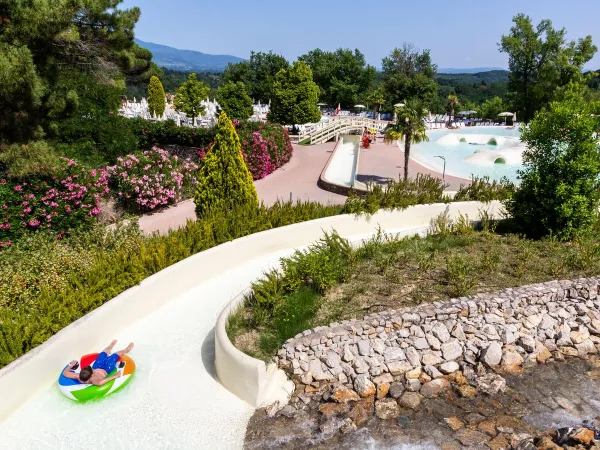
xmin=292 ymin=117 xmax=390 ymax=145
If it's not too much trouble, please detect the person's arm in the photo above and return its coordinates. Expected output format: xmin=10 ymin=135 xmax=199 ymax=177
xmin=94 ymin=371 xmax=122 ymax=386
xmin=62 ymin=360 xmax=80 ymax=380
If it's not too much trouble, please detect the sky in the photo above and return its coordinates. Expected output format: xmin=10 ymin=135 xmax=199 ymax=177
xmin=122 ymin=0 xmax=600 ymax=70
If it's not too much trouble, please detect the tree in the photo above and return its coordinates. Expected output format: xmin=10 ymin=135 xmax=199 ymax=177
xmin=223 ymin=51 xmax=289 ymax=103
xmin=382 ymin=44 xmax=438 ymax=110
xmin=499 ymin=14 xmax=597 ymax=122
xmin=298 ymin=48 xmax=376 ymax=108
xmin=480 ymin=96 xmax=506 ymax=120
xmin=506 ymin=92 xmax=600 ymax=240
xmin=147 ymin=76 xmax=166 ymax=117
xmin=174 ymin=73 xmax=210 ymax=121
xmin=447 ymin=94 xmax=459 ymax=122
xmin=0 ymin=0 xmax=144 ymax=141
xmin=194 ymin=112 xmax=258 ymax=217
xmin=216 ymin=81 xmax=254 ymax=120
xmin=365 ymin=87 xmax=385 ymax=120
xmin=383 ymin=99 xmax=429 ymax=181
xmin=268 ymin=61 xmax=321 ymax=127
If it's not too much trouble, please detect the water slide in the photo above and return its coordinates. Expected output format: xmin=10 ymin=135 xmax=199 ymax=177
xmin=321 ymin=135 xmax=367 ymax=190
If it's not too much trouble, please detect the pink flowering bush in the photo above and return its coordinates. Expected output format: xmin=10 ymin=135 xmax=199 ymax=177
xmin=0 ymin=159 xmax=109 ymax=247
xmin=107 ymin=147 xmax=198 ymax=212
xmin=197 ymin=122 xmax=294 ymax=180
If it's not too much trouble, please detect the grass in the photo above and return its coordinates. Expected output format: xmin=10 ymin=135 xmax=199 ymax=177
xmin=228 ymin=215 xmax=600 ymax=362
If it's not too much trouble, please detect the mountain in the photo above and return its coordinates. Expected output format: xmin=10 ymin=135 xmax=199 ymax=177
xmin=438 ymin=67 xmax=506 ymax=74
xmin=135 ymin=39 xmax=244 ymax=72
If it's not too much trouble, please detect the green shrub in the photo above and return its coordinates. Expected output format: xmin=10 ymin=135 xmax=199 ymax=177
xmin=0 ymin=141 xmax=61 ymax=178
xmin=147 ymin=76 xmax=166 ymax=117
xmin=505 ymin=95 xmax=600 ymax=240
xmin=194 ymin=112 xmax=258 ymax=217
xmin=343 ymin=174 xmax=449 ymax=214
xmin=454 ymin=176 xmax=515 ymax=202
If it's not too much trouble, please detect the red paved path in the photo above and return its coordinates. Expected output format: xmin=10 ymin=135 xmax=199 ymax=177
xmin=138 ymin=141 xmax=465 ymax=235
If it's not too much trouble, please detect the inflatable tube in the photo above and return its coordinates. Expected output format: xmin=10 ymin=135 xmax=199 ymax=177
xmin=58 ymin=353 xmax=136 ymax=402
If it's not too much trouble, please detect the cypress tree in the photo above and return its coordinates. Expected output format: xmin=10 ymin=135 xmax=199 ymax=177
xmin=194 ymin=112 xmax=258 ymax=217
xmin=147 ymin=75 xmax=166 ymax=117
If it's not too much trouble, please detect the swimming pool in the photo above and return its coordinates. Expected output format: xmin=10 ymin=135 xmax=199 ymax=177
xmin=410 ymin=127 xmax=524 ymax=184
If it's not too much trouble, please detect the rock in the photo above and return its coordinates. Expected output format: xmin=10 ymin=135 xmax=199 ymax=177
xmin=376 ymin=382 xmax=390 ymax=399
xmin=387 ymin=360 xmax=412 ymax=375
xmin=441 ymin=340 xmax=463 ymax=361
xmin=501 ymin=351 xmax=524 ymax=367
xmin=405 ymin=347 xmax=421 ymax=367
xmin=454 ymin=384 xmax=477 ymax=398
xmin=426 ymin=334 xmax=442 ymax=350
xmin=371 ymin=338 xmax=386 ymax=355
xmin=477 ymin=420 xmax=497 ymax=436
xmin=372 ymin=373 xmax=394 ymax=384
xmin=278 ymin=405 xmax=297 ymax=419
xmin=422 ymin=351 xmax=442 ymax=366
xmin=405 ymin=367 xmax=422 ymax=379
xmin=405 ymin=378 xmax=422 ymax=392
xmin=452 ymin=323 xmax=467 ymax=340
xmin=420 ymin=378 xmax=450 ymax=398
xmin=342 ymin=345 xmax=355 ymax=362
xmin=383 ymin=347 xmax=406 ymax=362
xmin=454 ymin=428 xmax=489 ymax=446
xmin=265 ymin=401 xmax=282 ymax=418
xmin=559 ymin=346 xmax=578 ymax=357
xmin=357 ymin=340 xmax=371 ymax=356
xmin=340 ymin=417 xmax=357 ymax=434
xmin=480 ymin=341 xmax=503 ymax=366
xmin=413 ymin=337 xmax=430 ymax=350
xmin=534 ymin=436 xmax=561 ymax=450
xmin=331 ymin=386 xmax=360 ymax=403
xmin=323 ymin=350 xmax=341 ymax=369
xmin=432 ymin=323 xmax=451 ymax=342
xmin=309 ymin=360 xmax=329 ymax=381
xmin=519 ymin=335 xmax=537 ymax=353
xmin=571 ymin=427 xmax=595 ymax=445
xmin=475 ymin=373 xmax=507 ymax=395
xmin=575 ymin=339 xmax=597 ymax=356
xmin=444 ymin=416 xmax=465 ymax=431
xmin=439 ymin=361 xmax=460 ymax=374
xmin=398 ymin=391 xmax=423 ymax=409
xmin=502 ymin=325 xmax=519 ymax=344
xmin=319 ymin=402 xmax=350 ymax=417
xmin=554 ymin=396 xmax=575 ymax=410
xmin=535 ymin=344 xmax=552 ymax=363
xmin=346 ymin=402 xmax=369 ymax=426
xmin=375 ymin=398 xmax=400 ymax=419
xmin=319 ymin=417 xmax=345 ymax=437
xmin=354 ymin=374 xmax=376 ymax=397
xmin=571 ymin=330 xmax=589 ymax=344
xmin=424 ymin=365 xmax=444 ymax=379
xmin=389 ymin=382 xmax=405 ymax=399
xmin=487 ymin=434 xmax=510 ymax=450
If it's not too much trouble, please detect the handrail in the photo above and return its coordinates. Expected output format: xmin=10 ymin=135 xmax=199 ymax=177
xmin=301 ymin=117 xmax=389 ymax=145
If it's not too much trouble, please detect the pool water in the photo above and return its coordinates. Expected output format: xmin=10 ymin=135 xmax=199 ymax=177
xmin=410 ymin=127 xmax=524 ymax=184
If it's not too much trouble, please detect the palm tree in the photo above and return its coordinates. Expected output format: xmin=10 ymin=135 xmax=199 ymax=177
xmin=447 ymin=94 xmax=459 ymax=125
xmin=384 ymin=99 xmax=429 ymax=181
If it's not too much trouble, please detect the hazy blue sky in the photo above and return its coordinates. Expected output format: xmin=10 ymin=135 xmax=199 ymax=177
xmin=122 ymin=0 xmax=600 ymax=69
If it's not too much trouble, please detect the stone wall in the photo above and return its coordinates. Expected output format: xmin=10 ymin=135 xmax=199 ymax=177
xmin=276 ymin=277 xmax=600 ymax=404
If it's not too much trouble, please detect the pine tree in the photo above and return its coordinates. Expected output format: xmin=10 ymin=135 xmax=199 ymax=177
xmin=147 ymin=75 xmax=166 ymax=117
xmin=194 ymin=112 xmax=258 ymax=217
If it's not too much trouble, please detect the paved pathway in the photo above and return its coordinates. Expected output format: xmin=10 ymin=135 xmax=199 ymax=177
xmin=358 ymin=141 xmax=471 ymax=190
xmin=139 ymin=143 xmax=346 ymax=235
xmin=139 ymin=141 xmax=465 ymax=235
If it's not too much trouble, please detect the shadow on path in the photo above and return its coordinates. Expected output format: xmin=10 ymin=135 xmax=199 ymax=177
xmin=201 ymin=326 xmax=217 ymax=381
xmin=356 ymin=174 xmax=396 ymax=185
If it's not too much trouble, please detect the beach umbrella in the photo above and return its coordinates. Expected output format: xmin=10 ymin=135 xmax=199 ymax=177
xmin=498 ymin=111 xmax=514 ymax=123
xmin=393 ymin=103 xmax=405 ymax=108
xmin=317 ymin=102 xmax=327 ymax=106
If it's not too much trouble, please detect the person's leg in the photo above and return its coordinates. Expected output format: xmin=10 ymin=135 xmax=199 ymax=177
xmin=101 ymin=340 xmax=118 ymax=355
xmin=114 ymin=342 xmax=134 ymax=357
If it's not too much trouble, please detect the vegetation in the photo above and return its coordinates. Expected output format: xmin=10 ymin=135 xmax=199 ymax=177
xmin=506 ymin=93 xmax=600 ymax=240
xmin=216 ymin=82 xmax=254 ymax=120
xmin=228 ymin=217 xmax=600 ymax=360
xmin=147 ymin=76 xmax=166 ymax=117
xmin=194 ymin=112 xmax=258 ymax=217
xmin=298 ymin=48 xmax=376 ymax=109
xmin=447 ymin=94 xmax=459 ymax=120
xmin=383 ymin=99 xmax=429 ymax=180
xmin=174 ymin=73 xmax=210 ymax=121
xmin=223 ymin=51 xmax=289 ymax=104
xmin=126 ymin=69 xmax=222 ymax=99
xmin=479 ymin=96 xmax=507 ymax=120
xmin=268 ymin=62 xmax=321 ymax=127
xmin=499 ymin=14 xmax=597 ymax=122
xmin=382 ymin=44 xmax=438 ymax=111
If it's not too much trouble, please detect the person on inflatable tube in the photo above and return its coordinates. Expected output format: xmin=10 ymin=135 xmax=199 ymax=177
xmin=62 ymin=340 xmax=134 ymax=386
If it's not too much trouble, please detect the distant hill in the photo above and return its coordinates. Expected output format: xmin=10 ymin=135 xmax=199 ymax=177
xmin=438 ymin=67 xmax=506 ymax=74
xmin=436 ymin=70 xmax=509 ymax=86
xmin=135 ymin=39 xmax=244 ymax=72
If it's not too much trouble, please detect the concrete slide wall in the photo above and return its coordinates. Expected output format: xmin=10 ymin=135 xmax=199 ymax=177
xmin=0 ymin=201 xmax=503 ymax=417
